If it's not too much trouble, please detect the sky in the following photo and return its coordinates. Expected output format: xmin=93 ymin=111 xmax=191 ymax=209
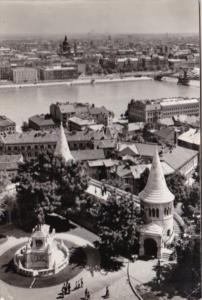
xmin=0 ymin=0 xmax=199 ymax=37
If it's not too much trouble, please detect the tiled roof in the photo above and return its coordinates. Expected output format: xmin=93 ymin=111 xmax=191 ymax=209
xmin=0 ymin=116 xmax=15 ymax=127
xmin=130 ymin=162 xmax=174 ymax=179
xmin=29 ymin=115 xmax=55 ymax=126
xmin=3 ymin=129 xmax=106 ymax=145
xmin=154 ymin=127 xmax=174 ymax=140
xmin=116 ymin=165 xmax=132 ymax=178
xmin=98 ymin=139 xmax=116 ymax=149
xmin=71 ymin=149 xmax=105 ymax=161
xmin=162 ymin=146 xmax=198 ymax=171
xmin=135 ymin=143 xmax=160 ymax=157
xmin=68 ymin=116 xmax=95 ymax=126
xmin=177 ymin=129 xmax=200 ymax=146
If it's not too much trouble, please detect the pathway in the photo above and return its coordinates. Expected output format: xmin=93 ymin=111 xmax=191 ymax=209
xmin=0 ymin=225 xmax=157 ymax=300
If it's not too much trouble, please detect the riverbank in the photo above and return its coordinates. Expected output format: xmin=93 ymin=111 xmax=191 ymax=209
xmin=160 ymin=77 xmax=199 ymax=88
xmin=0 ymin=76 xmax=152 ymax=89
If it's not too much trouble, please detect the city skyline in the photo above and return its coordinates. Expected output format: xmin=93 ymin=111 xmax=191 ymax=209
xmin=0 ymin=0 xmax=199 ymax=37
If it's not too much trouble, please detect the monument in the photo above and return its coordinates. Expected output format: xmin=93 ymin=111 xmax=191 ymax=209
xmin=14 ymin=224 xmax=69 ymax=277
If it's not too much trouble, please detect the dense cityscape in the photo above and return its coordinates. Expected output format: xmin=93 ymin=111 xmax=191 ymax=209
xmin=0 ymin=1 xmax=200 ymax=300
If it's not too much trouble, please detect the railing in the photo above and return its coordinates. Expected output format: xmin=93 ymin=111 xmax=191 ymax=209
xmin=89 ymin=178 xmax=140 ymax=206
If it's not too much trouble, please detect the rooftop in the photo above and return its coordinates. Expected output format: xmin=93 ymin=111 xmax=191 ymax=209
xmin=177 ymin=128 xmax=200 ymax=146
xmin=29 ymin=114 xmax=55 ymax=126
xmin=161 ymin=98 xmax=199 ymax=107
xmin=0 ymin=116 xmax=15 ymax=128
xmin=139 ymin=148 xmax=174 ymax=204
xmin=163 ymin=145 xmax=198 ymax=170
xmin=68 ymin=116 xmax=95 ymax=126
xmin=72 ymin=149 xmax=105 ymax=161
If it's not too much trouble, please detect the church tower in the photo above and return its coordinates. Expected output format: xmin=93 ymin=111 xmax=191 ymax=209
xmin=54 ymin=123 xmax=74 ymax=162
xmin=138 ymin=147 xmax=174 ymax=258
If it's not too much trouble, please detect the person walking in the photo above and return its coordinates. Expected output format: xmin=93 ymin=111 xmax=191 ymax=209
xmin=80 ymin=277 xmax=83 ymax=288
xmin=85 ymin=288 xmax=88 ymax=299
xmin=105 ymin=286 xmax=110 ymax=298
xmin=87 ymin=290 xmax=90 ymax=300
xmin=67 ymin=282 xmax=71 ymax=294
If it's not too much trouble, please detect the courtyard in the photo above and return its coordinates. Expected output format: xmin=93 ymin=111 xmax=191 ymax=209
xmin=0 ymin=223 xmax=192 ymax=300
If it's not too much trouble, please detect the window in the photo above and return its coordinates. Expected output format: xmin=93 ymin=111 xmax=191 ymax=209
xmin=167 ymin=229 xmax=171 ymax=236
xmin=156 ymin=208 xmax=159 ymax=218
xmin=152 ymin=208 xmax=155 ymax=217
xmin=149 ymin=208 xmax=151 ymax=217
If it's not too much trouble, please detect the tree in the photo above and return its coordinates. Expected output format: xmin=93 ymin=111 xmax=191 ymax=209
xmin=192 ymin=165 xmax=199 ymax=183
xmin=138 ymin=167 xmax=150 ymax=193
xmin=0 ymin=170 xmax=11 ymax=193
xmin=94 ymin=192 xmax=140 ymax=258
xmin=15 ymin=152 xmax=88 ymax=231
xmin=1 ymin=194 xmax=16 ymax=224
xmin=166 ymin=172 xmax=189 ymax=205
xmin=182 ymin=183 xmax=200 ymax=219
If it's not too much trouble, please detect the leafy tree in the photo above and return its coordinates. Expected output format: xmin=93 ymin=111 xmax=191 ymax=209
xmin=0 ymin=171 xmax=11 ymax=193
xmin=175 ymin=236 xmax=200 ymax=297
xmin=138 ymin=167 xmax=150 ymax=193
xmin=182 ymin=183 xmax=200 ymax=219
xmin=192 ymin=165 xmax=200 ymax=183
xmin=15 ymin=152 xmax=88 ymax=231
xmin=94 ymin=192 xmax=140 ymax=258
xmin=1 ymin=194 xmax=16 ymax=224
xmin=166 ymin=172 xmax=189 ymax=205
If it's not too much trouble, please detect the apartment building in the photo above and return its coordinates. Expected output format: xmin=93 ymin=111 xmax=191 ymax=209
xmin=128 ymin=97 xmax=199 ymax=123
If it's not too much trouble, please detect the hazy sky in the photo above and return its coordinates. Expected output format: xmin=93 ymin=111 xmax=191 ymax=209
xmin=0 ymin=0 xmax=199 ymax=36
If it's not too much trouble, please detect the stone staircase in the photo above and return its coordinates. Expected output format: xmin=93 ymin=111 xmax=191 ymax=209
xmin=161 ymin=248 xmax=173 ymax=261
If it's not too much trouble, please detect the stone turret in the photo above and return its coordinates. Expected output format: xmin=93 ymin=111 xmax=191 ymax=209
xmin=138 ymin=147 xmax=175 ymax=258
xmin=54 ymin=123 xmax=75 ymax=162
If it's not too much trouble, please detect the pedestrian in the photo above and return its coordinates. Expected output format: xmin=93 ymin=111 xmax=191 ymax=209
xmin=80 ymin=277 xmax=83 ymax=288
xmin=87 ymin=290 xmax=90 ymax=299
xmin=75 ymin=280 xmax=78 ymax=289
xmin=105 ymin=286 xmax=110 ymax=298
xmin=67 ymin=282 xmax=71 ymax=294
xmin=85 ymin=288 xmax=88 ymax=299
xmin=77 ymin=282 xmax=81 ymax=289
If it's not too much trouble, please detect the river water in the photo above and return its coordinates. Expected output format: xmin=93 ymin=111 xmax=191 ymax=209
xmin=0 ymin=80 xmax=199 ymax=130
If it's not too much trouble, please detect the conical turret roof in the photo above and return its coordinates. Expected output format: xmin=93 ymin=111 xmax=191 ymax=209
xmin=54 ymin=124 xmax=75 ymax=162
xmin=139 ymin=147 xmax=174 ymax=204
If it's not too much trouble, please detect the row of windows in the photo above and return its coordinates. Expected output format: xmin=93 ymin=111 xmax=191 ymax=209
xmin=148 ymin=208 xmax=159 ymax=218
xmin=147 ymin=207 xmax=172 ymax=218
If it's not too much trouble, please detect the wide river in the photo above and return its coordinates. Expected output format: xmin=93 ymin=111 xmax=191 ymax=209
xmin=0 ymin=80 xmax=199 ymax=130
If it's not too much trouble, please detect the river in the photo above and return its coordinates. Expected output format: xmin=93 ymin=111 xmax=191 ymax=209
xmin=0 ymin=80 xmax=199 ymax=131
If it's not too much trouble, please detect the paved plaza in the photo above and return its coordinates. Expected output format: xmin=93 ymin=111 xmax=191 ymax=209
xmin=0 ymin=224 xmax=187 ymax=300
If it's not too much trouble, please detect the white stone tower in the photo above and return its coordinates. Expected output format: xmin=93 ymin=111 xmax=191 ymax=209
xmin=54 ymin=123 xmax=75 ymax=162
xmin=138 ymin=147 xmax=175 ymax=258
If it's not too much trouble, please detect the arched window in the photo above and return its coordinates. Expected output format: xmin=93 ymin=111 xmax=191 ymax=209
xmin=152 ymin=208 xmax=155 ymax=217
xmin=156 ymin=208 xmax=159 ymax=218
xmin=149 ymin=208 xmax=151 ymax=217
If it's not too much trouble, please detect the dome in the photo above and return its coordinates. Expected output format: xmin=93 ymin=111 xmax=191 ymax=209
xmin=139 ymin=147 xmax=174 ymax=204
